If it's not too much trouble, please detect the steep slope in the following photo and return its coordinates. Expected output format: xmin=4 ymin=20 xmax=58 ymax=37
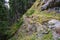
xmin=0 ymin=0 xmax=36 ymax=40
xmin=9 ymin=0 xmax=60 ymax=40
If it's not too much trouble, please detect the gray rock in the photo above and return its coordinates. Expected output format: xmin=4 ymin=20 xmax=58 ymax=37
xmin=41 ymin=0 xmax=60 ymax=12
xmin=48 ymin=19 xmax=60 ymax=40
xmin=48 ymin=7 xmax=60 ymax=13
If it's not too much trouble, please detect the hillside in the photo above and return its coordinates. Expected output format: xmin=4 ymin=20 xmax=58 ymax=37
xmin=9 ymin=0 xmax=60 ymax=40
xmin=0 ymin=0 xmax=36 ymax=40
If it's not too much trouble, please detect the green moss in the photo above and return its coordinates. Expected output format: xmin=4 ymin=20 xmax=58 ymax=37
xmin=9 ymin=0 xmax=60 ymax=40
xmin=25 ymin=9 xmax=35 ymax=16
xmin=42 ymin=32 xmax=53 ymax=40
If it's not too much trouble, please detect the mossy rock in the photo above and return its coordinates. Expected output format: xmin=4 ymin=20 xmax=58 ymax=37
xmin=9 ymin=0 xmax=60 ymax=40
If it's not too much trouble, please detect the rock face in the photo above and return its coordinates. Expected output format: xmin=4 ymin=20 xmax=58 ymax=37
xmin=22 ymin=15 xmax=50 ymax=38
xmin=9 ymin=15 xmax=49 ymax=40
xmin=48 ymin=7 xmax=60 ymax=13
xmin=41 ymin=0 xmax=60 ymax=13
xmin=9 ymin=0 xmax=60 ymax=40
xmin=23 ymin=15 xmax=44 ymax=35
xmin=48 ymin=19 xmax=60 ymax=40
